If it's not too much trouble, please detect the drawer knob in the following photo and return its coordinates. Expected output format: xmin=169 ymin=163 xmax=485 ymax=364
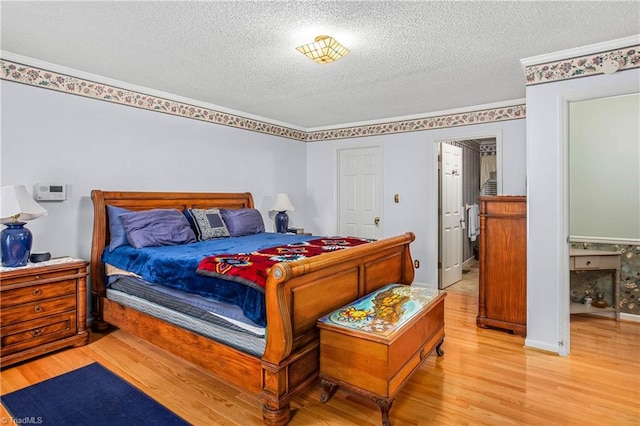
xmin=586 ymin=261 xmax=591 ymax=265
xmin=33 ymin=288 xmax=42 ymax=296
xmin=34 ymin=275 xmax=40 ymax=280
xmin=31 ymin=328 xmax=44 ymax=337
xmin=34 ymin=305 xmax=43 ymax=313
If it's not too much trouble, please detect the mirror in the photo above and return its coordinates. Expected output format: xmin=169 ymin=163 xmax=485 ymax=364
xmin=569 ymin=93 xmax=640 ymax=242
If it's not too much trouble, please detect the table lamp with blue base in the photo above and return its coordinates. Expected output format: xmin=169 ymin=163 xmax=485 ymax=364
xmin=271 ymin=193 xmax=295 ymax=233
xmin=1 ymin=185 xmax=47 ymax=267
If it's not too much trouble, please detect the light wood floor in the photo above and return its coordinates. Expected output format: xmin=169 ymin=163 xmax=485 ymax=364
xmin=444 ymin=259 xmax=480 ymax=296
xmin=2 ymin=291 xmax=638 ymax=425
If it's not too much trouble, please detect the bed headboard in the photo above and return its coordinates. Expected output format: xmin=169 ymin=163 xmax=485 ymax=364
xmin=89 ymin=190 xmax=255 ymax=321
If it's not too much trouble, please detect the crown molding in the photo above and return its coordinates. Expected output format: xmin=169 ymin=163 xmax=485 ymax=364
xmin=1 ymin=52 xmax=526 ymax=142
xmin=0 ymin=52 xmax=307 ymax=141
xmin=0 ymin=51 xmax=307 ymax=132
xmin=520 ymin=35 xmax=640 ymax=67
xmin=521 ymin=35 xmax=640 ymax=86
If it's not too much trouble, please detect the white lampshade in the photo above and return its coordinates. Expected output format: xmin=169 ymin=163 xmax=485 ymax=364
xmin=1 ymin=185 xmax=48 ymax=224
xmin=271 ymin=193 xmax=295 ymax=212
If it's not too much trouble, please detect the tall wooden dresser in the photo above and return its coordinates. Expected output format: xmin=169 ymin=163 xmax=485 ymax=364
xmin=476 ymin=196 xmax=527 ymax=336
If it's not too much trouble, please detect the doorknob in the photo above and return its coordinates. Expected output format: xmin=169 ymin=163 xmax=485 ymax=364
xmin=374 ymin=217 xmax=380 ymax=226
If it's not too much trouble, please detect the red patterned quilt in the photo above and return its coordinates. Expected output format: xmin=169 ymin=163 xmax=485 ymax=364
xmin=196 ymin=237 xmax=371 ymax=291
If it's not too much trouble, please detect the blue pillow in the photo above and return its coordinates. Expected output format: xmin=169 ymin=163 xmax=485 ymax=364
xmin=120 ymin=208 xmax=197 ymax=248
xmin=107 ymin=205 xmax=132 ymax=251
xmin=186 ymin=208 xmax=230 ymax=240
xmin=220 ymin=208 xmax=265 ymax=237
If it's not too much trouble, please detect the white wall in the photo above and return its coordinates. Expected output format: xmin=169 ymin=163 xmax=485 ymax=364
xmin=0 ymin=80 xmax=308 ymax=262
xmin=525 ymin=68 xmax=640 ymax=354
xmin=306 ymin=119 xmax=526 ymax=286
xmin=1 ymin=78 xmax=527 ymax=320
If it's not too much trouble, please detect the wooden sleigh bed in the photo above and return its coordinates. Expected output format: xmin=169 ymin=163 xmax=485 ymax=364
xmin=90 ymin=190 xmax=416 ymax=425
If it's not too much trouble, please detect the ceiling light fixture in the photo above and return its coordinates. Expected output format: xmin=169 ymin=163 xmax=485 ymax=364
xmin=296 ymin=35 xmax=349 ymax=64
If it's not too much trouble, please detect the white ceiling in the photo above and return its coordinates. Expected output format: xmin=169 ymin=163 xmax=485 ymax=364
xmin=1 ymin=1 xmax=639 ymax=129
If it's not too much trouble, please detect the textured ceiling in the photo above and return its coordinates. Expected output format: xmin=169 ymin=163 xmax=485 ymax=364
xmin=1 ymin=1 xmax=639 ymax=129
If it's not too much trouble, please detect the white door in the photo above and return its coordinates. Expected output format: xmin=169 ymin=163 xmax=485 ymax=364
xmin=338 ymin=147 xmax=382 ymax=239
xmin=439 ymin=143 xmax=463 ymax=288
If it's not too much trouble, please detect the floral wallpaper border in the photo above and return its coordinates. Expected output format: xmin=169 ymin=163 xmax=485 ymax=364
xmin=0 ymin=59 xmax=307 ymax=141
xmin=570 ymin=242 xmax=640 ymax=315
xmin=3 ymin=44 xmax=636 ymax=141
xmin=304 ymin=106 xmax=525 ymax=141
xmin=0 ymin=58 xmax=524 ymax=142
xmin=524 ymin=45 xmax=640 ymax=85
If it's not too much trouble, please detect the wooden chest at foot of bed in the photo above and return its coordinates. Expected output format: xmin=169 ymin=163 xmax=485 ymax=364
xmin=317 ymin=284 xmax=446 ymax=426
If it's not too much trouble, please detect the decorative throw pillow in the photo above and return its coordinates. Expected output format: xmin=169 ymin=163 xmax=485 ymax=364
xmin=187 ymin=208 xmax=230 ymax=240
xmin=120 ymin=208 xmax=197 ymax=248
xmin=107 ymin=205 xmax=132 ymax=251
xmin=220 ymin=208 xmax=265 ymax=237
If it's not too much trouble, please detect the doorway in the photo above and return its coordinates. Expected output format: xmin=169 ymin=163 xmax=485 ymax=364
xmin=556 ymin=88 xmax=640 ymax=356
xmin=567 ymin=93 xmax=639 ymax=333
xmin=438 ymin=138 xmax=497 ymax=290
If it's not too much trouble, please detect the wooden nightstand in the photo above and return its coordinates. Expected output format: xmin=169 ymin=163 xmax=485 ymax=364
xmin=286 ymin=228 xmax=311 ymax=235
xmin=0 ymin=258 xmax=90 ymax=367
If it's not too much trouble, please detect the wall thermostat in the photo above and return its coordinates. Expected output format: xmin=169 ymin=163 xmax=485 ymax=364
xmin=36 ymin=183 xmax=67 ymax=201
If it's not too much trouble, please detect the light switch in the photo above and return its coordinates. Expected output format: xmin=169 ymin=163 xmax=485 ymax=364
xmin=394 ymin=194 xmax=399 ymax=203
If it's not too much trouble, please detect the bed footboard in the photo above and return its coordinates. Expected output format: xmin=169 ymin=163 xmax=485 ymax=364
xmin=259 ymin=232 xmax=415 ymax=424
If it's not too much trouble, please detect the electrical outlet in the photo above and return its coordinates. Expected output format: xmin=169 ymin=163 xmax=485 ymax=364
xmin=414 ymin=259 xmax=420 ymax=268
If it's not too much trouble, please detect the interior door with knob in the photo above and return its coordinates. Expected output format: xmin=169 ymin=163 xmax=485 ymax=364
xmin=338 ymin=146 xmax=382 ymax=239
xmin=439 ymin=143 xmax=463 ymax=288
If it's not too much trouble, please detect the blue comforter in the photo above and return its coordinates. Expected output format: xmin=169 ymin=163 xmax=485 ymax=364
xmin=102 ymin=233 xmax=317 ymax=326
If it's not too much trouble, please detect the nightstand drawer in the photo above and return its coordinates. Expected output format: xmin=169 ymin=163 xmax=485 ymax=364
xmin=0 ymin=280 xmax=76 ymax=308
xmin=1 ymin=312 xmax=77 ymax=356
xmin=0 ymin=295 xmax=76 ymax=325
xmin=0 ymin=268 xmax=78 ymax=286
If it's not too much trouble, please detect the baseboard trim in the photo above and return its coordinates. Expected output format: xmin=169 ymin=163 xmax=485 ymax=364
xmin=462 ymin=257 xmax=477 ymax=268
xmin=621 ymin=312 xmax=640 ymax=323
xmin=524 ymin=339 xmax=562 ymax=356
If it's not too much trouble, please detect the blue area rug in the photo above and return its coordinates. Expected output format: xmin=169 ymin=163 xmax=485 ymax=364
xmin=1 ymin=363 xmax=189 ymax=425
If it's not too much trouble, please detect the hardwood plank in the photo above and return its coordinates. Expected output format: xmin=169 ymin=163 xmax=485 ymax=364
xmin=1 ymin=291 xmax=638 ymax=425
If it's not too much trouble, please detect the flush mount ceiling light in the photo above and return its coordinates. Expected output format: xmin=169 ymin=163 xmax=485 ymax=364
xmin=296 ymin=35 xmax=349 ymax=64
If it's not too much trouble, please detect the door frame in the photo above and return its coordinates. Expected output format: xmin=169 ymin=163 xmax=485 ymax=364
xmin=558 ymin=86 xmax=639 ymax=356
xmin=435 ymin=131 xmax=503 ymax=288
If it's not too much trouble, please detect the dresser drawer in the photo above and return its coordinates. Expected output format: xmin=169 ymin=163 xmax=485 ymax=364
xmin=0 ymin=294 xmax=76 ymax=325
xmin=1 ymin=312 xmax=77 ymax=356
xmin=1 ymin=280 xmax=76 ymax=309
